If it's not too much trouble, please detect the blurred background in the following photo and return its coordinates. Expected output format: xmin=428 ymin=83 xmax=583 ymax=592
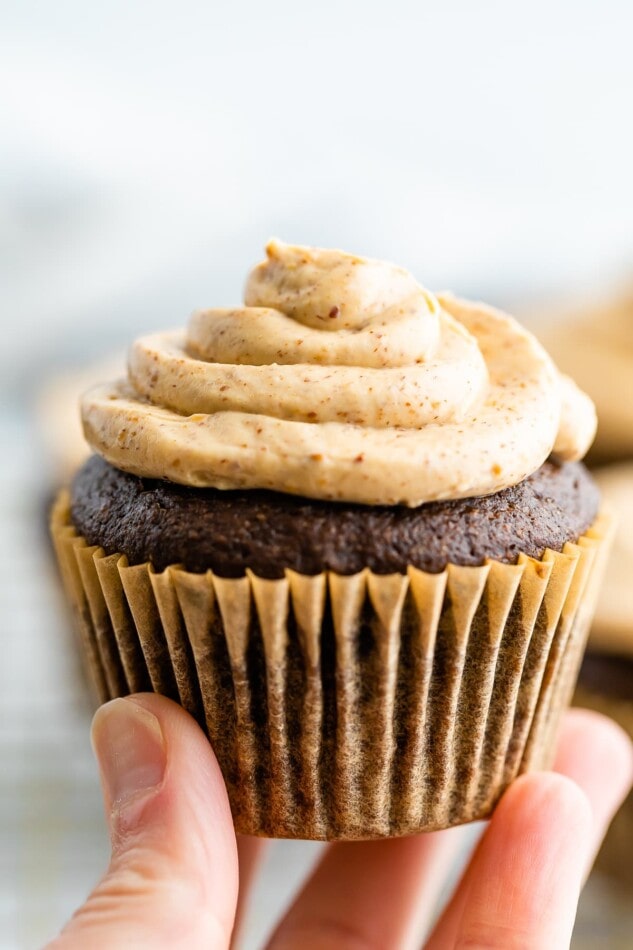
xmin=1 ymin=1 xmax=632 ymax=947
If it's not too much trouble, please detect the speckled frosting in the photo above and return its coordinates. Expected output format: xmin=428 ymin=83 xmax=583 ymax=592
xmin=81 ymin=242 xmax=596 ymax=506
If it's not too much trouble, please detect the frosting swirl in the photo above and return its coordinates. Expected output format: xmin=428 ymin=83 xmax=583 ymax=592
xmin=81 ymin=241 xmax=596 ymax=506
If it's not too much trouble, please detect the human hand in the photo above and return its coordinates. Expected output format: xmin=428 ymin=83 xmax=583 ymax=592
xmin=47 ymin=695 xmax=632 ymax=950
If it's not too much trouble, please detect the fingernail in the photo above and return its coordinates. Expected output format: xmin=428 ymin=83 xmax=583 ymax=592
xmin=91 ymin=698 xmax=166 ymax=817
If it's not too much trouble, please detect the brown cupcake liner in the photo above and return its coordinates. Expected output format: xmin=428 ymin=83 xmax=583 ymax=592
xmin=51 ymin=492 xmax=612 ymax=840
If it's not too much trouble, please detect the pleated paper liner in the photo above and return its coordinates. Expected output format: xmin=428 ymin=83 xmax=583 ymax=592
xmin=51 ymin=492 xmax=612 ymax=840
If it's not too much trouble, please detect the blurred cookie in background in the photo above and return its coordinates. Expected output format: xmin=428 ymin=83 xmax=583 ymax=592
xmin=36 ymin=353 xmax=125 ymax=705
xmin=531 ymin=283 xmax=633 ymax=895
xmin=534 ymin=287 xmax=633 ymax=464
xmin=36 ymin=354 xmax=125 ymax=489
xmin=583 ymin=465 xmax=633 ymax=655
xmin=574 ymin=462 xmax=633 ymax=892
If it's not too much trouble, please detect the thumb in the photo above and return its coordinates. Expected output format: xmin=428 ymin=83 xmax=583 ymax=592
xmin=47 ymin=694 xmax=238 ymax=950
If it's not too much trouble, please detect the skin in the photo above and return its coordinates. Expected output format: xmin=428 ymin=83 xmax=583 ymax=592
xmin=47 ymin=698 xmax=632 ymax=950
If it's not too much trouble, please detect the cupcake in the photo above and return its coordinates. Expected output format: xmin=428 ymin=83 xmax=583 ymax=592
xmin=574 ymin=463 xmax=633 ymax=889
xmin=51 ymin=241 xmax=610 ymax=839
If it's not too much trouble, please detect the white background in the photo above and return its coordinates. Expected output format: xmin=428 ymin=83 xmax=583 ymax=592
xmin=2 ymin=0 xmax=633 ymax=400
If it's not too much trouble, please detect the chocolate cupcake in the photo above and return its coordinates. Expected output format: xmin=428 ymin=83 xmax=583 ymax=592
xmin=51 ymin=241 xmax=610 ymax=839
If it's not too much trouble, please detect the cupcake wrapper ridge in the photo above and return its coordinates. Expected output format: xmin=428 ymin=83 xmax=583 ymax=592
xmin=51 ymin=492 xmax=612 ymax=839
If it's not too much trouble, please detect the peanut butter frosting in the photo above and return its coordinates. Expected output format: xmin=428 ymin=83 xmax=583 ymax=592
xmin=81 ymin=241 xmax=596 ymax=506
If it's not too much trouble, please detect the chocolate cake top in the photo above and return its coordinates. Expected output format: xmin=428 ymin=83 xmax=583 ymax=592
xmin=71 ymin=455 xmax=599 ymax=579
